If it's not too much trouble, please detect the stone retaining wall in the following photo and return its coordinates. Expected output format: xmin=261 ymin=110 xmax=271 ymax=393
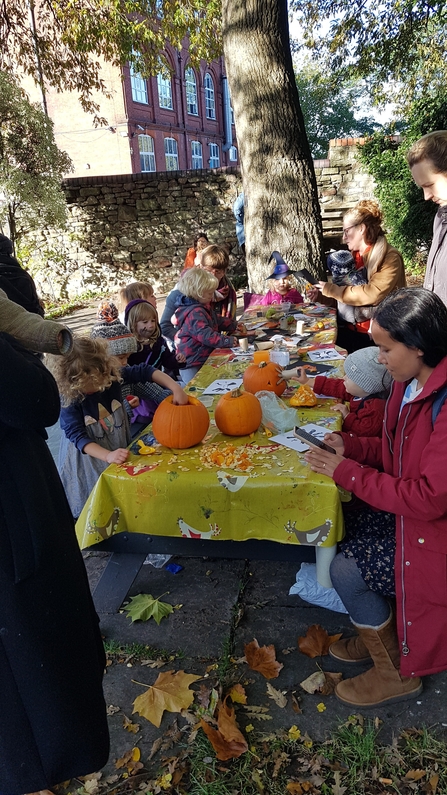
xmin=28 ymin=138 xmax=375 ymax=300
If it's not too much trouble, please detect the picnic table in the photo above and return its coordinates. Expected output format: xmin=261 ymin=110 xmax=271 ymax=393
xmin=76 ymin=302 xmax=347 ymax=612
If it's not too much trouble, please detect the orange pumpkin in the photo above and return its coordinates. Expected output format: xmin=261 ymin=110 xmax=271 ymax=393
xmin=289 ymin=383 xmax=317 ymax=407
xmin=243 ymin=361 xmax=286 ymax=397
xmin=152 ymin=395 xmax=210 ymax=448
xmin=214 ymin=388 xmax=262 ymax=436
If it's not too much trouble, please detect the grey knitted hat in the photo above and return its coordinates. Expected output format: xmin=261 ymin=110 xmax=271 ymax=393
xmin=344 ymin=346 xmax=392 ymax=395
xmin=91 ymin=317 xmax=137 ymax=356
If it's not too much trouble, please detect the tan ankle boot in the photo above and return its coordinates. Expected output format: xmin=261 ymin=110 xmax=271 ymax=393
xmin=329 ymin=633 xmax=371 ymax=664
xmin=335 ymin=615 xmax=423 ymax=707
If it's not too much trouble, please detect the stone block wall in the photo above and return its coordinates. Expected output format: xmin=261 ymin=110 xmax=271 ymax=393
xmin=27 ymin=138 xmax=375 ymax=300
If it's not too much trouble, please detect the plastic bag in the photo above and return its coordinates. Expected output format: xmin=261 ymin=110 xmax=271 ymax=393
xmin=289 ymin=563 xmax=348 ymax=613
xmin=143 ymin=553 xmax=172 ymax=568
xmin=255 ymin=389 xmax=297 ymax=433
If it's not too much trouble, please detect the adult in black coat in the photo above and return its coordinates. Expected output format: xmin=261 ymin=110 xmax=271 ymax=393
xmin=0 ymin=333 xmax=109 ymax=792
xmin=0 ymin=234 xmax=44 ymax=316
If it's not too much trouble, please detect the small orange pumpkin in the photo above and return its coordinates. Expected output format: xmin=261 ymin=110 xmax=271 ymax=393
xmin=289 ymin=383 xmax=317 ymax=407
xmin=243 ymin=361 xmax=286 ymax=397
xmin=214 ymin=388 xmax=262 ymax=436
xmin=152 ymin=395 xmax=210 ymax=448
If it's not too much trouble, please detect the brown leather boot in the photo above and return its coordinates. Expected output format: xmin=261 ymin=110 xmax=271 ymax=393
xmin=329 ymin=633 xmax=371 ymax=664
xmin=335 ymin=615 xmax=423 ymax=707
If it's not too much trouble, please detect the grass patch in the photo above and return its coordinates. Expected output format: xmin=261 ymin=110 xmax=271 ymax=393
xmin=103 ymin=638 xmax=180 ymax=662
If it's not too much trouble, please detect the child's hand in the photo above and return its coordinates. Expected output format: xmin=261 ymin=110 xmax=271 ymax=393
xmin=106 ymin=448 xmax=129 ymax=464
xmin=125 ymin=395 xmax=140 ymax=408
xmin=237 ymin=322 xmax=247 ymax=334
xmin=171 ymin=385 xmax=189 ymax=405
xmin=293 ymin=366 xmax=310 ymax=384
xmin=332 ymin=402 xmax=349 ymax=418
xmin=306 ymin=286 xmax=320 ymax=302
xmin=175 ymin=352 xmax=186 ymax=363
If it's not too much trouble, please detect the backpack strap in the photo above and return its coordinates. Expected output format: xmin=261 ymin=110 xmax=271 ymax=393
xmin=432 ymin=385 xmax=447 ymax=425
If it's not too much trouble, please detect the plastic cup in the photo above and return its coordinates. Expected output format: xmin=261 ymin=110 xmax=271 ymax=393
xmin=253 ymin=350 xmax=270 ymax=364
xmin=239 ymin=337 xmax=249 ymax=352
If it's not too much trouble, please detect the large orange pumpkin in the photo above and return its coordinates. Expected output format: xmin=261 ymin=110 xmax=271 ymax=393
xmin=243 ymin=361 xmax=286 ymax=397
xmin=152 ymin=395 xmax=210 ymax=448
xmin=214 ymin=388 xmax=262 ymax=436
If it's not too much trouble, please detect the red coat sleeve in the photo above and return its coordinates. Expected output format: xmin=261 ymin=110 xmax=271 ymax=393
xmin=313 ymin=376 xmax=349 ymax=400
xmin=342 ymin=397 xmax=386 ymax=437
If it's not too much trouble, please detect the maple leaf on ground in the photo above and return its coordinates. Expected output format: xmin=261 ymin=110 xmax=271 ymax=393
xmin=200 ymin=696 xmax=248 ymax=761
xmin=133 ymin=670 xmax=201 ymax=727
xmin=123 ymin=593 xmax=174 ymax=624
xmin=115 ymin=746 xmax=143 ymax=774
xmin=244 ymin=638 xmax=284 ymax=679
xmin=297 ymin=624 xmax=342 ymax=658
xmin=266 ymin=682 xmax=287 ymax=708
xmin=300 ymin=670 xmax=343 ymax=695
xmin=122 ymin=714 xmax=140 ymax=733
xmin=227 ymin=683 xmax=247 ymax=704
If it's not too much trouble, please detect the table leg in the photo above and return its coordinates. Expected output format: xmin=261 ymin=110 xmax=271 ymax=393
xmin=315 ymin=545 xmax=336 ymax=588
xmin=92 ymin=552 xmax=147 ymax=614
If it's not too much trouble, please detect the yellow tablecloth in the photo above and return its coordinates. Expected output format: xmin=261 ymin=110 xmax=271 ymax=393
xmin=76 ymin=304 xmax=345 ymax=552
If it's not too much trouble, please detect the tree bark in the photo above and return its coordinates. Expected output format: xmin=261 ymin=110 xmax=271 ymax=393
xmin=222 ymin=0 xmax=325 ymax=291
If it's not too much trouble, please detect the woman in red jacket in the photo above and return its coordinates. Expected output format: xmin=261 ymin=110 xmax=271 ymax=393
xmin=304 ymin=288 xmax=447 ymax=707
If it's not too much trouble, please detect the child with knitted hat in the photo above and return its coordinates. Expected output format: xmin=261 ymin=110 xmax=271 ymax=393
xmin=284 ymin=346 xmax=392 ymax=437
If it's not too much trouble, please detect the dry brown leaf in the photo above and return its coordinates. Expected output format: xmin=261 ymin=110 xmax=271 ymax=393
xmin=200 ymin=696 xmax=248 ymax=761
xmin=148 ymin=736 xmax=163 ymax=760
xmin=266 ymin=682 xmax=287 ymax=708
xmin=244 ymin=638 xmax=284 ymax=679
xmin=320 ymin=671 xmax=343 ymax=695
xmin=115 ymin=746 xmax=143 ymax=774
xmin=286 ymin=783 xmax=304 ymax=794
xmin=300 ymin=671 xmax=326 ymax=694
xmin=272 ymin=751 xmax=290 ymax=778
xmin=122 ymin=714 xmax=140 ymax=733
xmin=197 ymin=683 xmax=212 ymax=708
xmin=404 ymin=770 xmax=427 ymax=781
xmin=141 ymin=658 xmax=166 ymax=668
xmin=429 ymin=773 xmax=439 ymax=793
xmin=228 ymin=683 xmax=247 ymax=704
xmin=332 ymin=770 xmax=347 ymax=795
xmin=291 ymin=691 xmax=302 ymax=714
xmin=132 ymin=670 xmax=201 ymax=727
xmin=298 ymin=625 xmax=342 ymax=658
xmin=107 ymin=704 xmax=120 ymax=715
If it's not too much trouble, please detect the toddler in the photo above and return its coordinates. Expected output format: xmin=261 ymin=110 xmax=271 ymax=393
xmin=117 ymin=281 xmax=156 ymax=322
xmin=174 ymin=267 xmax=239 ymax=385
xmin=50 ymin=335 xmax=188 ymax=518
xmin=202 ymin=244 xmax=237 ymax=319
xmin=247 ymin=252 xmax=303 ymax=307
xmin=326 ymin=250 xmax=368 ymax=325
xmin=285 ymin=346 xmax=391 ymax=437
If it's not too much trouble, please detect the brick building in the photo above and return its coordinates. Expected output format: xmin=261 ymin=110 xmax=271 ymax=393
xmin=27 ymin=42 xmax=238 ymax=179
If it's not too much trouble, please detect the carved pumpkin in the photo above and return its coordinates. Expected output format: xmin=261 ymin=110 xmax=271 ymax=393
xmin=243 ymin=361 xmax=286 ymax=397
xmin=214 ymin=388 xmax=262 ymax=436
xmin=289 ymin=383 xmax=317 ymax=407
xmin=152 ymin=395 xmax=210 ymax=448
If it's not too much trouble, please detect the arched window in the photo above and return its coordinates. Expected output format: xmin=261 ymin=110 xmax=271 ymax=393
xmin=209 ymin=142 xmax=220 ymax=168
xmin=138 ymin=135 xmax=156 ymax=172
xmin=157 ymin=62 xmax=173 ymax=109
xmin=204 ymin=73 xmax=216 ymax=120
xmin=185 ymin=67 xmax=198 ymax=115
xmin=229 ymin=145 xmax=238 ymax=162
xmin=164 ymin=137 xmax=179 ymax=170
xmin=191 ymin=141 xmax=203 ymax=169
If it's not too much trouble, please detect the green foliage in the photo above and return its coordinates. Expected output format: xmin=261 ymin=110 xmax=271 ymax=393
xmin=296 ymin=62 xmax=378 ymax=158
xmin=123 ymin=592 xmax=175 ymax=624
xmin=1 ymin=0 xmax=222 ymax=118
xmin=356 ymin=91 xmax=447 ymax=267
xmin=0 ymin=73 xmax=72 ymax=249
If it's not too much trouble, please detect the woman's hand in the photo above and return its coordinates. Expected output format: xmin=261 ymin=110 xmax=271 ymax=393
xmin=171 ymin=385 xmax=189 ymax=405
xmin=304 ymin=447 xmax=344 ymax=478
xmin=331 ymin=402 xmax=349 ymax=419
xmin=316 ymin=281 xmax=327 ymax=293
xmin=306 ymin=286 xmax=321 ymax=302
xmin=106 ymin=448 xmax=129 ymax=465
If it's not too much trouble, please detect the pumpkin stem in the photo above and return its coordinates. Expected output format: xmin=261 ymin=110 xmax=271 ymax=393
xmin=258 ymin=361 xmax=268 ymax=369
xmin=230 ymin=388 xmax=243 ymax=398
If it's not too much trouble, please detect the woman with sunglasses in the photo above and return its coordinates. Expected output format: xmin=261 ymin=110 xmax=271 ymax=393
xmin=312 ymin=200 xmax=406 ymax=352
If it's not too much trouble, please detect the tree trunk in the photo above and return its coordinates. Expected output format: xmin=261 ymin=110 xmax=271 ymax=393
xmin=222 ymin=0 xmax=325 ymax=292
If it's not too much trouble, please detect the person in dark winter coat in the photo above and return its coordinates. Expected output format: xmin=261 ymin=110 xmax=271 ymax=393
xmin=0 ymin=234 xmax=44 ymax=316
xmin=0 ymin=332 xmax=109 ymax=793
xmin=174 ymin=268 xmax=238 ymax=385
xmin=284 ymin=346 xmax=391 ymax=438
xmin=124 ymin=298 xmax=185 ymax=375
xmin=305 ymin=288 xmax=447 ymax=708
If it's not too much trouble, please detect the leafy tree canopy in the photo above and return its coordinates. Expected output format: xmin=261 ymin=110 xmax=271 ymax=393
xmin=296 ymin=62 xmax=379 ymax=158
xmin=290 ymin=0 xmax=447 ymax=109
xmin=0 ymin=73 xmax=73 ymax=248
xmin=3 ymin=0 xmax=222 ymax=119
xmin=356 ymin=91 xmax=447 ymax=267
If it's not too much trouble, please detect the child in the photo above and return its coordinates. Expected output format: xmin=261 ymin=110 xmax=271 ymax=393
xmin=248 ymin=252 xmax=303 ymax=307
xmin=174 ymin=267 xmax=239 ymax=385
xmin=326 ymin=250 xmax=368 ymax=325
xmin=91 ymin=300 xmax=172 ymax=432
xmin=202 ymin=244 xmax=237 ymax=319
xmin=117 ymin=281 xmax=156 ymax=322
xmin=285 ymin=346 xmax=392 ymax=437
xmin=124 ymin=298 xmax=185 ymax=374
xmin=50 ymin=336 xmax=188 ymax=518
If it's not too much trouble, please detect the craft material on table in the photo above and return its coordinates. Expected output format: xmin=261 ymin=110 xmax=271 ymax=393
xmin=202 ymin=378 xmax=244 ymax=395
xmin=307 ymin=347 xmax=345 ymax=362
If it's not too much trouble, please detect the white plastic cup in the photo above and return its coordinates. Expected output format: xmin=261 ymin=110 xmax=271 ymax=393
xmin=295 ymin=320 xmax=305 ymax=335
xmin=239 ymin=337 xmax=249 ymax=351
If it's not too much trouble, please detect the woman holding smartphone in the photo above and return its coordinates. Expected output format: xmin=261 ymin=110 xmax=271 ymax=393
xmin=304 ymin=287 xmax=447 ymax=707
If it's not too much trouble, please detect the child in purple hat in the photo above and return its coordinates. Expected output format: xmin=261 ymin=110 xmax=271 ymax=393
xmin=247 ymin=251 xmax=304 ymax=307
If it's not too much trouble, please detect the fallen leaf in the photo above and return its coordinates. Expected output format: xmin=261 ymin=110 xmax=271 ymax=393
xmin=205 ymin=663 xmax=219 ymax=673
xmin=242 ymin=704 xmax=272 ymax=721
xmin=245 ymin=638 xmax=284 ymax=679
xmin=317 ymin=702 xmax=326 ymax=712
xmin=288 ymin=725 xmax=301 ymax=741
xmin=321 ymin=671 xmax=343 ymax=695
xmin=300 ymin=671 xmax=326 ymax=694
xmin=115 ymin=747 xmax=143 ymax=775
xmin=123 ymin=593 xmax=174 ymax=625
xmin=404 ymin=770 xmax=427 ymax=781
xmin=332 ymin=770 xmax=347 ymax=795
xmin=266 ymin=682 xmax=287 ymax=708
xmin=196 ymin=683 xmax=212 ymax=708
xmin=200 ymin=697 xmax=248 ymax=760
xmin=298 ymin=625 xmax=342 ymax=658
xmin=107 ymin=704 xmax=120 ymax=715
xmin=141 ymin=658 xmax=166 ymax=668
xmin=286 ymin=783 xmax=304 ymax=794
xmin=272 ymin=751 xmax=290 ymax=778
xmin=132 ymin=670 xmax=201 ymax=727
xmin=83 ymin=779 xmax=99 ymax=795
xmin=429 ymin=773 xmax=439 ymax=793
xmin=245 ymin=723 xmax=254 ymax=733
xmin=291 ymin=691 xmax=302 ymax=714
xmin=252 ymin=768 xmax=264 ymax=792
xmin=148 ymin=736 xmax=163 ymax=760
xmin=228 ymin=683 xmax=247 ymax=704
xmin=122 ymin=715 xmax=140 ymax=733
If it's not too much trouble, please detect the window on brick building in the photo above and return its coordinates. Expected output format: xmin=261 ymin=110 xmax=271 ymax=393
xmin=139 ymin=135 xmax=156 ymax=172
xmin=130 ymin=62 xmax=148 ymax=104
xmin=191 ymin=141 xmax=203 ymax=169
xmin=164 ymin=137 xmax=179 ymax=170
xmin=229 ymin=145 xmax=238 ymax=162
xmin=185 ymin=67 xmax=198 ymax=115
xmin=209 ymin=142 xmax=220 ymax=168
xmin=157 ymin=70 xmax=173 ymax=109
xmin=204 ymin=73 xmax=216 ymax=120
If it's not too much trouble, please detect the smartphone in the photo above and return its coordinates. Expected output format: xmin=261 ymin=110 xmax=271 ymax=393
xmin=293 ymin=268 xmax=319 ymax=286
xmin=294 ymin=426 xmax=336 ymax=453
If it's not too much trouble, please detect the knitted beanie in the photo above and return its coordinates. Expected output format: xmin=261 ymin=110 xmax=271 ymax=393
xmin=327 ymin=250 xmax=355 ymax=272
xmin=344 ymin=346 xmax=392 ymax=395
xmin=91 ymin=311 xmax=137 ymax=356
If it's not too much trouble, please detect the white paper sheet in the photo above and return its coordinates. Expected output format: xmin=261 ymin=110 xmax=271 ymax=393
xmin=270 ymin=422 xmax=333 ymax=452
xmin=202 ymin=378 xmax=244 ymax=395
xmin=307 ymin=347 xmax=345 ymax=362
